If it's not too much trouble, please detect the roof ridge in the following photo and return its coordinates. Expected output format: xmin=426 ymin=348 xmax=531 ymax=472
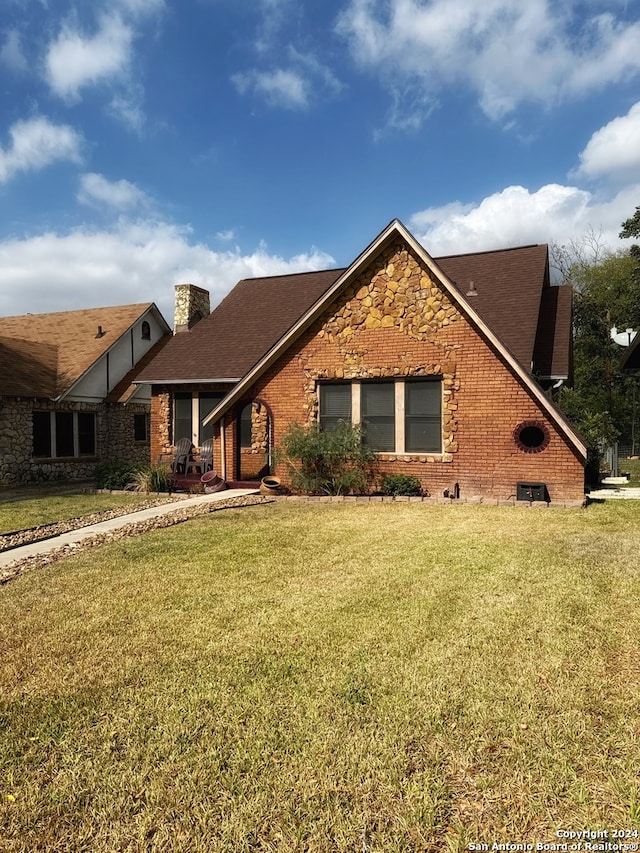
xmin=434 ymin=244 xmax=545 ymax=261
xmin=236 ymin=268 xmax=345 ymax=285
xmin=0 ymin=302 xmax=154 ymax=321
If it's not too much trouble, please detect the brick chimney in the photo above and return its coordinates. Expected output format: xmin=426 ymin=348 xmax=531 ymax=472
xmin=174 ymin=284 xmax=210 ymax=333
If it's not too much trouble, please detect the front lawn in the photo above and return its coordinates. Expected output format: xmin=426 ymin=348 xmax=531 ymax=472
xmin=1 ymin=501 xmax=640 ymax=851
xmin=0 ymin=492 xmax=167 ymax=534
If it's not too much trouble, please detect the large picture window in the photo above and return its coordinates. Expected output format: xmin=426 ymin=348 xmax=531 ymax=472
xmin=32 ymin=411 xmax=96 ymax=458
xmin=319 ymin=378 xmax=442 ymax=455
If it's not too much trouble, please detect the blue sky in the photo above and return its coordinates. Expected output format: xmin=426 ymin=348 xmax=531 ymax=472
xmin=1 ymin=0 xmax=640 ymax=324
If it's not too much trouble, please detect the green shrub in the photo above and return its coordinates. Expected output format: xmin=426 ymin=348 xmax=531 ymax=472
xmin=380 ymin=474 xmax=422 ymax=496
xmin=94 ymin=459 xmax=144 ymax=490
xmin=128 ymin=464 xmax=173 ymax=493
xmin=277 ymin=421 xmax=377 ymax=495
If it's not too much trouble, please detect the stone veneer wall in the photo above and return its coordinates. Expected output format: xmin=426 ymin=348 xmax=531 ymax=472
xmin=174 ymin=284 xmax=211 ymax=332
xmin=223 ymin=239 xmax=585 ymax=503
xmin=0 ymin=398 xmax=153 ymax=486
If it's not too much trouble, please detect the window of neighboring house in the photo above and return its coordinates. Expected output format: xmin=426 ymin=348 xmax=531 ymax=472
xmin=141 ymin=321 xmax=151 ymax=340
xmin=173 ymin=392 xmax=225 ymax=445
xmin=134 ymin=413 xmax=149 ymax=442
xmin=32 ymin=411 xmax=96 ymax=458
xmin=318 ymin=378 xmax=443 ymax=454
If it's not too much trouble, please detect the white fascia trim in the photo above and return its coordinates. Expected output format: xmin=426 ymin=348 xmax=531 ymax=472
xmin=133 ymin=378 xmax=241 ymax=385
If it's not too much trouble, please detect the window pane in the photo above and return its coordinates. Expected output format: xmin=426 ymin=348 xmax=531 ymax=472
xmin=405 ymin=381 xmax=441 ymax=452
xmin=55 ymin=412 xmax=75 ymax=457
xmin=362 ymin=383 xmax=394 ymax=451
xmin=78 ymin=413 xmax=96 ymax=455
xmin=174 ymin=393 xmax=192 ymax=443
xmin=33 ymin=412 xmax=51 ymax=457
xmin=320 ymin=384 xmax=351 ymax=431
xmin=240 ymin=403 xmax=253 ymax=448
xmin=134 ymin=413 xmax=148 ymax=442
xmin=199 ymin=393 xmax=224 ymax=443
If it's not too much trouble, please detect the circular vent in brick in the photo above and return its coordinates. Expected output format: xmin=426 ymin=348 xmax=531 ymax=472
xmin=513 ymin=421 xmax=550 ymax=453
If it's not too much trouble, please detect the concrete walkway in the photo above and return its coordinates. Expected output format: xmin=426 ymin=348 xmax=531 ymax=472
xmin=0 ymin=488 xmax=259 ymax=570
xmin=587 ymin=487 xmax=640 ymax=500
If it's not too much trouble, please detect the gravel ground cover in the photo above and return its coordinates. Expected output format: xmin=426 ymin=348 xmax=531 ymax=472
xmin=0 ymin=494 xmax=272 ymax=585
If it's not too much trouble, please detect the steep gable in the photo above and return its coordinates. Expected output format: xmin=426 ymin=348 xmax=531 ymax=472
xmin=0 ymin=303 xmax=168 ymax=399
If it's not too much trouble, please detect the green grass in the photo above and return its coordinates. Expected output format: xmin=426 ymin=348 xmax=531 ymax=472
xmin=0 ymin=492 xmax=165 ymax=534
xmin=620 ymin=457 xmax=640 ymax=486
xmin=2 ymin=501 xmax=640 ymax=851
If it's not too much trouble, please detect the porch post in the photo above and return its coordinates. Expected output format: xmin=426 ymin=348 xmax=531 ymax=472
xmin=220 ymin=415 xmax=226 ymax=481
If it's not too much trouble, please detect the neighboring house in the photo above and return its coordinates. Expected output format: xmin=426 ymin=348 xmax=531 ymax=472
xmin=138 ymin=220 xmax=587 ymax=504
xmin=0 ymin=303 xmax=171 ymax=485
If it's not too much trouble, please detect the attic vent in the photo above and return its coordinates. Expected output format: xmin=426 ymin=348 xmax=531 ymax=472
xmin=96 ymin=326 xmax=105 ymax=338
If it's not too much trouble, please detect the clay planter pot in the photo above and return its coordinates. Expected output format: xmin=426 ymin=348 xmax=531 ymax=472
xmin=201 ymin=470 xmax=227 ymax=493
xmin=260 ymin=476 xmax=281 ymax=495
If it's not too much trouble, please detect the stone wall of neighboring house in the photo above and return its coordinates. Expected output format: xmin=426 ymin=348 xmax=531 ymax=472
xmin=0 ymin=397 xmax=153 ymax=486
xmin=103 ymin=402 xmax=152 ymax=465
xmin=224 ymin=239 xmax=585 ymax=504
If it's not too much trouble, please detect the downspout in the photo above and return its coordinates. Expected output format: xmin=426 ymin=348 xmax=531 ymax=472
xmin=220 ymin=415 xmax=226 ymax=481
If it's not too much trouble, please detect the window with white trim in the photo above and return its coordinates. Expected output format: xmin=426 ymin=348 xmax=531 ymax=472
xmin=32 ymin=411 xmax=96 ymax=458
xmin=319 ymin=379 xmax=442 ymax=454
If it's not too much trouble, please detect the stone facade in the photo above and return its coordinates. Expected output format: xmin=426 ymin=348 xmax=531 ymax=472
xmin=0 ymin=397 xmax=153 ymax=486
xmin=174 ymin=284 xmax=211 ymax=333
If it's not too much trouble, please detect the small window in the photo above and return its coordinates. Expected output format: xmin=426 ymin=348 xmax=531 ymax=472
xmin=319 ymin=384 xmax=352 ymax=432
xmin=513 ymin=421 xmax=550 ymax=453
xmin=134 ymin=413 xmax=149 ymax=442
xmin=141 ymin=321 xmax=151 ymax=340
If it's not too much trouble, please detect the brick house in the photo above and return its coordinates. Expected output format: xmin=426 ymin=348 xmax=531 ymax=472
xmin=138 ymin=220 xmax=587 ymax=504
xmin=0 ymin=303 xmax=170 ymax=486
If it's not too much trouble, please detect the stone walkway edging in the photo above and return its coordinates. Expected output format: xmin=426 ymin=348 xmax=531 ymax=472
xmin=274 ymin=494 xmax=586 ymax=508
xmin=0 ymin=491 xmax=268 ymax=585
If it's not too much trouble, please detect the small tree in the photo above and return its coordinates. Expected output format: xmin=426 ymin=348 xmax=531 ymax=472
xmin=277 ymin=421 xmax=377 ymax=495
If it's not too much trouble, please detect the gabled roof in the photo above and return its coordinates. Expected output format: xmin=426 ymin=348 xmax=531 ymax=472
xmin=140 ymin=235 xmax=570 ymax=386
xmin=0 ymin=303 xmax=169 ymax=400
xmin=198 ymin=219 xmax=586 ymax=459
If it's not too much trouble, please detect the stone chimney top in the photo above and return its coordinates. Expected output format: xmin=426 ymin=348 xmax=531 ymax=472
xmin=174 ymin=284 xmax=210 ymax=333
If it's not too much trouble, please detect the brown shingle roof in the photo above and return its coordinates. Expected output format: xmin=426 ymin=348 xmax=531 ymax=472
xmin=0 ymin=337 xmax=58 ymax=397
xmin=0 ymin=303 xmax=158 ymax=398
xmin=136 ymin=269 xmax=342 ymax=383
xmin=436 ymin=243 xmax=549 ymax=372
xmin=140 ymin=241 xmax=569 ymax=383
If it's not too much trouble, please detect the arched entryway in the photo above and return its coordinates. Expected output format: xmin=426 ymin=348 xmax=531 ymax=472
xmin=237 ymin=400 xmax=271 ymax=481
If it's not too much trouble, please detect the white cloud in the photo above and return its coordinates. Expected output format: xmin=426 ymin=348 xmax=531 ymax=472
xmin=45 ymin=13 xmax=134 ymax=101
xmin=575 ymin=101 xmax=640 ymax=182
xmin=233 ymin=68 xmax=309 ymax=109
xmin=78 ymin=173 xmax=152 ymax=212
xmin=409 ymin=182 xmax=640 ymax=257
xmin=337 ymin=0 xmax=640 ymax=125
xmin=0 ymin=221 xmax=335 ymax=323
xmin=0 ymin=117 xmax=82 ymax=184
xmin=0 ymin=29 xmax=28 ymax=73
